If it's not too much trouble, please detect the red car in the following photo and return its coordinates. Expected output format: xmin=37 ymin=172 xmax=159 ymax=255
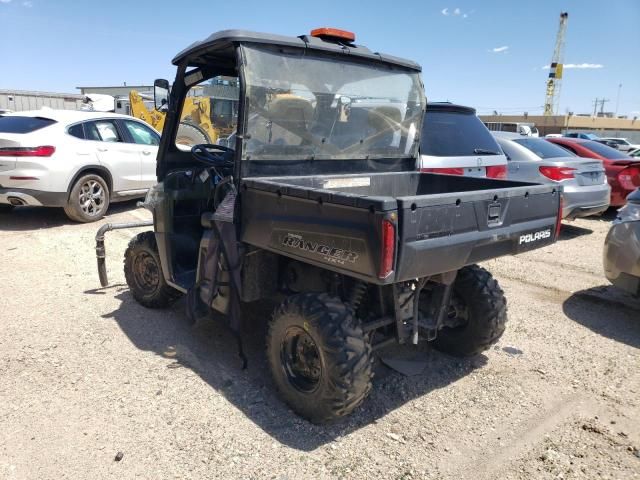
xmin=547 ymin=137 xmax=640 ymax=206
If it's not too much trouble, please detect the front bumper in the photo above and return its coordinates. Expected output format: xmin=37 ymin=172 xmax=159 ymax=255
xmin=0 ymin=187 xmax=67 ymax=207
xmin=603 ymin=220 xmax=640 ymax=297
xmin=562 ymin=183 xmax=611 ymax=219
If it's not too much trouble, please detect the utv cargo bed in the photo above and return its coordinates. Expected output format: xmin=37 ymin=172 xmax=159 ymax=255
xmin=241 ymin=172 xmax=561 ymax=284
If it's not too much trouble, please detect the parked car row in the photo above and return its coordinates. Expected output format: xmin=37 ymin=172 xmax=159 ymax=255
xmin=416 ymin=103 xmax=640 ymax=219
xmin=547 ymin=137 xmax=640 ymax=207
xmin=1 ymin=104 xmax=639 ymax=224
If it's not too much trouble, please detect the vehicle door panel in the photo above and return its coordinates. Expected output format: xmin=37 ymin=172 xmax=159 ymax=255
xmin=86 ymin=120 xmax=141 ymax=192
xmin=119 ymin=120 xmax=160 ymax=189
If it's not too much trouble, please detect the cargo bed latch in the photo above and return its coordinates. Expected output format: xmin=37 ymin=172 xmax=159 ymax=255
xmin=487 ymin=201 xmax=502 ymax=225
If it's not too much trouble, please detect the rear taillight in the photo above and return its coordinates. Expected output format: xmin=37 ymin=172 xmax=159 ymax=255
xmin=555 ymin=195 xmax=564 ymax=238
xmin=420 ymin=167 xmax=464 ymax=175
xmin=379 ymin=218 xmax=396 ymax=279
xmin=486 ymin=165 xmax=507 ymax=179
xmin=539 ymin=166 xmax=576 ymax=181
xmin=0 ymin=146 xmax=56 ymax=157
xmin=618 ymin=167 xmax=640 ymax=190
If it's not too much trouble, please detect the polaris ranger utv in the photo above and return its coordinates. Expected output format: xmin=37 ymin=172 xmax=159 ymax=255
xmin=96 ymin=28 xmax=563 ymax=423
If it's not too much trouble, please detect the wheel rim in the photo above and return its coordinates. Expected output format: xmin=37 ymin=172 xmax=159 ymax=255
xmin=132 ymin=252 xmax=160 ymax=295
xmin=280 ymin=326 xmax=322 ymax=393
xmin=78 ymin=179 xmax=106 ymax=216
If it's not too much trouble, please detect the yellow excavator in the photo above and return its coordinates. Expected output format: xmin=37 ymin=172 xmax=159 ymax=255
xmin=128 ymin=90 xmax=222 ymax=145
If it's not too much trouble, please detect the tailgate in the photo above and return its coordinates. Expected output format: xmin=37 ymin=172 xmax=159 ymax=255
xmin=394 ymin=185 xmax=560 ymax=281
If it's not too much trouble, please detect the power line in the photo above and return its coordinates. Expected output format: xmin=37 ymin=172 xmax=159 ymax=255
xmin=592 ymin=98 xmax=610 ymax=116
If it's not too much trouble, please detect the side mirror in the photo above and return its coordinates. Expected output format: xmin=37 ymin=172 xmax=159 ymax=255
xmin=154 ymin=79 xmax=170 ymax=111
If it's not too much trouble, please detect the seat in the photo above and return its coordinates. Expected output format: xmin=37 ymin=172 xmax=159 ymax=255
xmin=266 ymin=94 xmax=314 ymax=145
xmin=367 ymin=106 xmax=403 ymax=148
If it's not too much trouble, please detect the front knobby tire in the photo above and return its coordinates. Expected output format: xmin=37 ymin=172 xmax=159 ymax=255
xmin=430 ymin=264 xmax=507 ymax=357
xmin=267 ymin=293 xmax=373 ymax=424
xmin=124 ymin=231 xmax=182 ymax=308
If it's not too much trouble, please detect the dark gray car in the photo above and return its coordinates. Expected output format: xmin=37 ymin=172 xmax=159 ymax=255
xmin=494 ymin=132 xmax=610 ymax=219
xmin=604 ymin=188 xmax=640 ymax=297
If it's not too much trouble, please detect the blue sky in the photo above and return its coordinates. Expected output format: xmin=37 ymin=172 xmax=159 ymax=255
xmin=1 ymin=0 xmax=638 ymax=116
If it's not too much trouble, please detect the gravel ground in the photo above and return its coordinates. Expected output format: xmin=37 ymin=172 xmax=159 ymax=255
xmin=0 ymin=204 xmax=638 ymax=480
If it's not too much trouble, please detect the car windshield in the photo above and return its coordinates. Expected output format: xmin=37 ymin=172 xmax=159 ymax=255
xmin=583 ymin=140 xmax=631 ymax=160
xmin=514 ymin=137 xmax=575 ymax=159
xmin=421 ymin=110 xmax=500 ymax=157
xmin=240 ymin=44 xmax=425 ymax=161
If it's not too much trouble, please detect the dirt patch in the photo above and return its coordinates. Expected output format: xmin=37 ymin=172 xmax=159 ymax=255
xmin=0 ymin=208 xmax=638 ymax=480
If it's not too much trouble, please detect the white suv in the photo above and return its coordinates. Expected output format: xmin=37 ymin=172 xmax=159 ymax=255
xmin=0 ymin=109 xmax=160 ymax=222
xmin=598 ymin=137 xmax=640 ymax=152
xmin=419 ymin=103 xmax=508 ymax=179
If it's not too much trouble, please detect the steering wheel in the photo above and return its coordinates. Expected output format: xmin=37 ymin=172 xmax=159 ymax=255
xmin=191 ymin=144 xmax=235 ymax=168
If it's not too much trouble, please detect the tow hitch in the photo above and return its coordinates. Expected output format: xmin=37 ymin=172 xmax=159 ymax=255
xmin=95 ymin=220 xmax=153 ymax=287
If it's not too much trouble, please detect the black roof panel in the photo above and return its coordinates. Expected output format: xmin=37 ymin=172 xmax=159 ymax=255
xmin=426 ymin=102 xmax=476 ymax=115
xmin=171 ymin=29 xmax=421 ymax=72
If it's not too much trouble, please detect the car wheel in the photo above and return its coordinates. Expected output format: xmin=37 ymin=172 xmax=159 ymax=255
xmin=64 ymin=174 xmax=110 ymax=223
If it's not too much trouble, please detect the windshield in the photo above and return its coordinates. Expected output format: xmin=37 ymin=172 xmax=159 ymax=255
xmin=514 ymin=137 xmax=575 ymax=159
xmin=240 ymin=44 xmax=425 ymax=161
xmin=583 ymin=140 xmax=631 ymax=160
xmin=421 ymin=110 xmax=500 ymax=156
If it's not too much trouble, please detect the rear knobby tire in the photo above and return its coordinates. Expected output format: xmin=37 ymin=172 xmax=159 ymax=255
xmin=124 ymin=231 xmax=182 ymax=308
xmin=431 ymin=264 xmax=507 ymax=357
xmin=267 ymin=293 xmax=373 ymax=424
xmin=64 ymin=173 xmax=110 ymax=223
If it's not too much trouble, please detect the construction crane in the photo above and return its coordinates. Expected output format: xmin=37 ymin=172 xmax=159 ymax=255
xmin=544 ymin=12 xmax=569 ymax=116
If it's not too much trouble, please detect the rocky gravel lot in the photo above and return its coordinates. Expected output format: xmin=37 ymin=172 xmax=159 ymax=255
xmin=0 ymin=204 xmax=638 ymax=480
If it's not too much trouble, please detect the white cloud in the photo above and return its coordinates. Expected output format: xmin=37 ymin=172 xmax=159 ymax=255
xmin=542 ymin=63 xmax=604 ymax=69
xmin=0 ymin=0 xmax=12 ymax=4
xmin=443 ymin=7 xmax=470 ymax=18
xmin=491 ymin=46 xmax=509 ymax=53
xmin=22 ymin=0 xmax=32 ymax=5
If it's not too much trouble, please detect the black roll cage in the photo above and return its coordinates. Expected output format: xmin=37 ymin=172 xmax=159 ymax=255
xmin=156 ymin=32 xmax=423 ymax=183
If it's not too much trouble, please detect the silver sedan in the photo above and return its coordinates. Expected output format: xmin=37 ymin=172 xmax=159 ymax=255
xmin=493 ymin=132 xmax=610 ymax=219
xmin=604 ymin=188 xmax=640 ymax=297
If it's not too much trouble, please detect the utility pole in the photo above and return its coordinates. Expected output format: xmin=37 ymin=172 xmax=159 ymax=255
xmin=615 ymin=83 xmax=622 ymax=116
xmin=599 ymin=98 xmax=610 ymax=116
xmin=593 ymin=98 xmax=599 ymax=116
